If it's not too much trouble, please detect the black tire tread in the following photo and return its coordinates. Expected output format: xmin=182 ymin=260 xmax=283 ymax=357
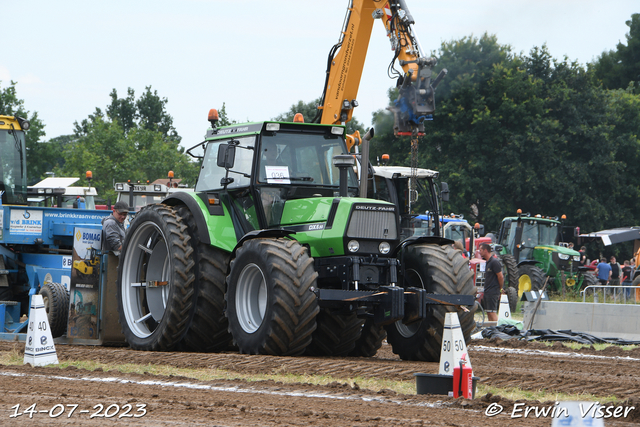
xmin=349 ymin=318 xmax=387 ymax=357
xmin=386 ymin=244 xmax=476 ymax=362
xmin=117 ymin=204 xmax=197 ymax=351
xmin=305 ymin=309 xmax=364 ymax=357
xmin=177 ymin=207 xmax=232 ymax=353
xmin=39 ymin=282 xmax=70 ymax=338
xmin=505 ymin=286 xmax=519 ymax=313
xmin=499 ymin=254 xmax=519 ymax=291
xmin=227 ymin=238 xmax=319 ymax=356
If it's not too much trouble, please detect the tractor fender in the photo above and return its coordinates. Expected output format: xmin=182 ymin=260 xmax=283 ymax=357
xmin=162 ymin=193 xmax=211 ymax=245
xmin=231 ymin=229 xmax=297 ymax=258
xmin=516 ymin=259 xmax=543 ymax=268
xmin=392 ymin=236 xmax=454 ymax=258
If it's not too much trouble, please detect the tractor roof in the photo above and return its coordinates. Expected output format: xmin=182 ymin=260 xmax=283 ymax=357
xmin=204 ymin=121 xmax=343 ymax=141
xmin=373 ymin=166 xmax=438 ymax=180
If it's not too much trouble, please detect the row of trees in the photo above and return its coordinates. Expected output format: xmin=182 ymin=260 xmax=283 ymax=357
xmin=1 ymin=83 xmax=199 ymax=202
xmin=2 ymin=14 xmax=638 ymax=256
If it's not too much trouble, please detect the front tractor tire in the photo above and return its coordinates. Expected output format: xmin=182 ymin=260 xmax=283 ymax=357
xmin=385 ymin=244 xmax=476 ymax=362
xmin=117 ymin=204 xmax=197 ymax=351
xmin=226 ymin=238 xmax=319 ymax=356
xmin=517 ymin=264 xmax=546 ymax=295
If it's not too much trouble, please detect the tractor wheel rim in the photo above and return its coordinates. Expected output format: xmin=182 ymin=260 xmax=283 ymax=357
xmin=518 ymin=275 xmax=532 ymax=297
xmin=120 ymin=221 xmax=172 ymax=339
xmin=236 ymin=263 xmax=267 ymax=334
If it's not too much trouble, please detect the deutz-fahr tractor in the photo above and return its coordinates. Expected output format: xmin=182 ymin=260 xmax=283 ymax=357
xmin=116 ymin=113 xmax=476 ymax=361
xmin=496 ymin=211 xmax=596 ymax=297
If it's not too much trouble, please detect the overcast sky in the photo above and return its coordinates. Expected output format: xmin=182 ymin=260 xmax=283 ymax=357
xmin=3 ymin=1 xmax=637 ymax=164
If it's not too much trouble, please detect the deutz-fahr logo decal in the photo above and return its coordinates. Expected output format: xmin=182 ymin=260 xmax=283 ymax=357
xmin=354 ymin=204 xmax=395 ymax=212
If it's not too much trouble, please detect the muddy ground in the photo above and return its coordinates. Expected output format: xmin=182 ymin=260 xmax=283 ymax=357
xmin=1 ymin=339 xmax=639 ymax=426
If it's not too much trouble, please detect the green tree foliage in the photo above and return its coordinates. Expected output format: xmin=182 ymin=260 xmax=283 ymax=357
xmin=592 ymin=14 xmax=640 ymax=94
xmin=0 ymin=80 xmax=48 ymax=184
xmin=370 ymin=33 xmax=640 ymax=257
xmin=58 ymin=87 xmax=197 ymax=201
xmin=217 ymin=102 xmax=237 ymax=127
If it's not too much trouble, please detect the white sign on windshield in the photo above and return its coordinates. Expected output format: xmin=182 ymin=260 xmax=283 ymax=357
xmin=265 ymin=166 xmax=291 ymax=184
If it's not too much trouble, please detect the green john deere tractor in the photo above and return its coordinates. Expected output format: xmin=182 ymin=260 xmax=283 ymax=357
xmin=496 ymin=212 xmax=597 ymax=297
xmin=116 ymin=114 xmax=476 ymax=361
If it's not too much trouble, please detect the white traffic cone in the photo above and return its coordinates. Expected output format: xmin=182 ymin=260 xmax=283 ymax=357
xmin=497 ymin=293 xmax=511 ymax=322
xmin=23 ymin=294 xmax=59 ymax=367
xmin=439 ymin=312 xmax=473 ymax=375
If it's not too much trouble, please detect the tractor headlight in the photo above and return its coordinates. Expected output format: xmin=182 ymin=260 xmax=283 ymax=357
xmin=347 ymin=240 xmax=360 ymax=253
xmin=379 ymin=241 xmax=391 ymax=254
xmin=573 ymin=255 xmax=581 ymax=262
xmin=558 ymin=253 xmax=570 ymax=260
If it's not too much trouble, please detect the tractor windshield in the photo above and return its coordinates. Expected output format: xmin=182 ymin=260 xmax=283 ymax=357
xmin=257 ymin=131 xmax=356 ymax=188
xmin=521 ymin=220 xmax=559 ymax=247
xmin=0 ymin=127 xmax=28 ymax=205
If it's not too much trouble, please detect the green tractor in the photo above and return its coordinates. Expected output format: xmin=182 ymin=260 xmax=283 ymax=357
xmin=496 ymin=211 xmax=596 ymax=297
xmin=116 ymin=113 xmax=476 ymax=361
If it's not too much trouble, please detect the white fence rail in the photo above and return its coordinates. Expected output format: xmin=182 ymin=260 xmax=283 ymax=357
xmin=581 ymin=285 xmax=639 ymax=304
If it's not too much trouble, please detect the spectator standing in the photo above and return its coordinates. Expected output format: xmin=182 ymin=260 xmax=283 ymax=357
xmin=595 ymin=258 xmax=611 ymax=286
xmin=610 ymin=256 xmax=622 ymax=298
xmin=478 ymin=243 xmax=504 ymax=322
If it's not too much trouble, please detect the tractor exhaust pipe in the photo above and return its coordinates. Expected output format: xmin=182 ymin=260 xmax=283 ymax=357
xmin=332 ymin=154 xmax=356 ymax=197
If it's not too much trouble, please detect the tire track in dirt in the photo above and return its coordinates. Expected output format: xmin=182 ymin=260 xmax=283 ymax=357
xmin=2 ymin=339 xmax=640 ymax=400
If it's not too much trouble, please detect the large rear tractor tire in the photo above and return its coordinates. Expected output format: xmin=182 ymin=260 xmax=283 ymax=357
xmin=499 ymin=254 xmax=519 ymax=292
xmin=348 ymin=317 xmax=387 ymax=357
xmin=580 ymin=271 xmax=598 ymax=291
xmin=505 ymin=286 xmax=519 ymax=313
xmin=117 ymin=204 xmax=197 ymax=351
xmin=517 ymin=264 xmax=546 ymax=294
xmin=39 ymin=282 xmax=70 ymax=338
xmin=177 ymin=206 xmax=233 ymax=353
xmin=305 ymin=309 xmax=364 ymax=357
xmin=385 ymin=244 xmax=476 ymax=362
xmin=226 ymin=238 xmax=319 ymax=356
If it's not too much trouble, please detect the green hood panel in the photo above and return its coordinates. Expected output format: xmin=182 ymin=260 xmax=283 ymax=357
xmin=280 ymin=198 xmax=336 ymax=225
xmin=281 ymin=197 xmax=396 ymax=258
xmin=534 ymin=245 xmax=579 ymax=256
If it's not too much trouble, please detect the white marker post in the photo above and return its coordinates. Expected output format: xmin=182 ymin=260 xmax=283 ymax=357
xmin=497 ymin=293 xmax=511 ymax=322
xmin=23 ymin=294 xmax=59 ymax=366
xmin=439 ymin=312 xmax=472 ymax=375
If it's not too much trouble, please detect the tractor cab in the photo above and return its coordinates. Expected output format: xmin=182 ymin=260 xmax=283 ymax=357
xmin=193 ymin=121 xmax=359 ymax=232
xmin=369 ymin=166 xmax=447 ymax=240
xmin=497 ymin=212 xmax=585 ymax=295
xmin=0 ymin=115 xmax=29 ymax=205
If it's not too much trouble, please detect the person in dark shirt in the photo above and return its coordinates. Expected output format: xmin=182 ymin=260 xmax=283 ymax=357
xmin=609 ymin=256 xmax=621 ymax=287
xmin=102 ymin=201 xmax=129 ymax=255
xmin=479 ymin=243 xmax=504 ymax=321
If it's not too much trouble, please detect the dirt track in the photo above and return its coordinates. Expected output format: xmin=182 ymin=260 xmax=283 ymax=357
xmin=1 ymin=339 xmax=639 ymax=426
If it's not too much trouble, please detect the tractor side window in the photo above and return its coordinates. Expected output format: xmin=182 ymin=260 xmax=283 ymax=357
xmin=0 ymin=128 xmax=27 ymax=204
xmin=230 ymin=189 xmax=259 ymax=232
xmin=367 ymin=175 xmax=390 ymax=202
xmin=520 ymin=222 xmax=539 ymax=260
xmin=196 ymin=136 xmax=255 ymax=191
